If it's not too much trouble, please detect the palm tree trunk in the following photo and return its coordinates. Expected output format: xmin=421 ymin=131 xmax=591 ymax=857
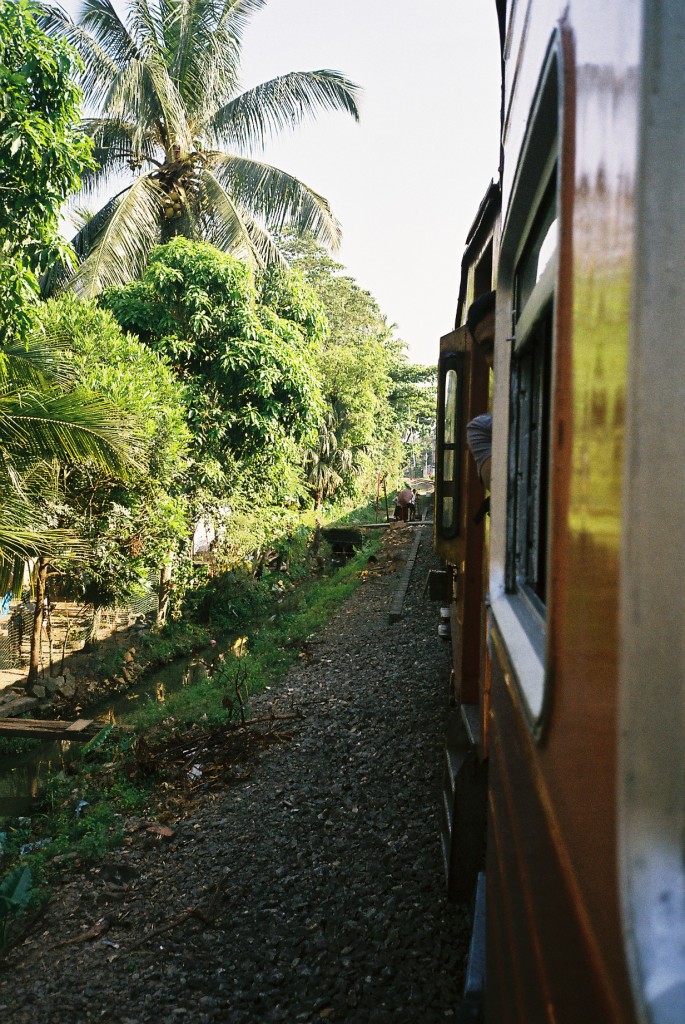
xmin=27 ymin=556 xmax=49 ymax=689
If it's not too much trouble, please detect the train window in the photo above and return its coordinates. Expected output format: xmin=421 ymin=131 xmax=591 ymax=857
xmin=442 ymin=367 xmax=459 ymax=530
xmin=491 ymin=33 xmax=564 ymax=726
xmin=515 ymin=175 xmax=558 ymax=317
xmin=435 ymin=351 xmax=464 ymax=538
xmin=509 ymin=176 xmax=556 ymax=606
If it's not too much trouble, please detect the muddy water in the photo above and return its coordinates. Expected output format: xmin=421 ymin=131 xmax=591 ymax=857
xmin=0 ymin=645 xmax=222 ymax=818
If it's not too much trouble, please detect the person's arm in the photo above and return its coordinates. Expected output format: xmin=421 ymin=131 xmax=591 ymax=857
xmin=466 ymin=414 xmax=493 ymax=491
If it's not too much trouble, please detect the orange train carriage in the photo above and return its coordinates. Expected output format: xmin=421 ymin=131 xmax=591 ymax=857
xmin=434 ymin=2 xmax=685 ymax=1023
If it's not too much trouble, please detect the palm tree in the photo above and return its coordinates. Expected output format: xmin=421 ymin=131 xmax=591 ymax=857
xmin=40 ymin=0 xmax=360 ymax=296
xmin=0 ymin=333 xmax=145 ymax=685
xmin=303 ymin=410 xmax=355 ymax=508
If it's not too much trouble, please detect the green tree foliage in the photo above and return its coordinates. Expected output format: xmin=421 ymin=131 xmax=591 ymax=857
xmin=0 ymin=0 xmax=93 ymax=343
xmin=303 ymin=411 xmax=353 ymax=508
xmin=384 ymin=347 xmax=437 ymax=458
xmin=39 ymin=0 xmax=360 ymax=295
xmin=282 ymin=234 xmax=435 ymax=498
xmin=0 ymin=323 xmax=147 ymax=685
xmin=0 ymin=329 xmax=146 ymax=596
xmin=102 ymin=237 xmax=325 ymax=506
xmin=36 ymin=295 xmax=192 ymax=607
xmin=283 ymin=235 xmax=395 ymax=454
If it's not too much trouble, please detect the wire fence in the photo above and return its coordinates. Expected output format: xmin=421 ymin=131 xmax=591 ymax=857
xmin=0 ymin=571 xmax=159 ymax=677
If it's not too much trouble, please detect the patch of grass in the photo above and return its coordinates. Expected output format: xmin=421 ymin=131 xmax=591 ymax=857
xmin=0 ymin=731 xmax=153 ymax=923
xmin=129 ymin=535 xmax=381 ymax=736
xmin=133 ymin=621 xmax=212 ymax=665
xmin=335 ymin=494 xmax=389 ymax=525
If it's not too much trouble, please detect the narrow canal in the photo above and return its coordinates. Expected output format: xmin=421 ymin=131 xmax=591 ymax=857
xmin=0 ymin=644 xmax=223 ymax=817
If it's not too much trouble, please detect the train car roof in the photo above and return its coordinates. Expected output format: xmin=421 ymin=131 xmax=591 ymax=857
xmin=455 ymin=180 xmax=501 ymax=329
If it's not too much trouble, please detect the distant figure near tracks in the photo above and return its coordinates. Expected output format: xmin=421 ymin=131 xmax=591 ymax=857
xmin=395 ymin=485 xmax=413 ymax=522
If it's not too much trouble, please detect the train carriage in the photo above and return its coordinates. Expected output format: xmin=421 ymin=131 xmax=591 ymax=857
xmin=435 ymin=2 xmax=685 ymax=1022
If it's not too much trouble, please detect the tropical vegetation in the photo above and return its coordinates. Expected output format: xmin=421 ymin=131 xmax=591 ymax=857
xmin=283 ymin=233 xmax=437 ymax=503
xmin=33 ymin=295 xmax=192 ymax=615
xmin=0 ymin=0 xmax=160 ymax=683
xmin=0 ymin=0 xmax=435 ymax=702
xmin=39 ymin=0 xmax=360 ymax=295
xmin=0 ymin=326 xmax=151 ymax=685
xmin=0 ymin=0 xmax=93 ymax=343
xmin=102 ymin=238 xmax=325 ymax=490
xmin=0 ymin=0 xmax=441 ymax=955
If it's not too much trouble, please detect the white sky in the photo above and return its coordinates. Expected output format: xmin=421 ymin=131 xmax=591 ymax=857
xmin=239 ymin=0 xmax=502 ymax=364
xmin=63 ymin=0 xmax=502 ymax=365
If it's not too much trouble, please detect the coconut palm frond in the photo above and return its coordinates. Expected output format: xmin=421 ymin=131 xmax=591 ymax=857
xmin=197 ymin=0 xmax=269 ymax=57
xmin=0 ymin=391 xmax=147 ymax=477
xmin=80 ymin=118 xmax=162 ymax=183
xmin=79 ymin=0 xmax=142 ymax=66
xmin=1 ymin=337 xmax=78 ymax=392
xmin=39 ymin=253 xmax=78 ymax=300
xmin=210 ymin=153 xmax=342 ymax=249
xmin=172 ymin=0 xmax=267 ymax=113
xmin=0 ymin=499 xmax=86 ymax=595
xmin=198 ymin=167 xmax=283 ymax=264
xmin=69 ymin=191 xmax=126 ymax=259
xmin=79 ymin=3 xmax=189 ymax=150
xmin=1 ymin=455 xmax=60 ymax=507
xmin=0 ymin=511 xmax=80 ymax=561
xmin=0 ymin=459 xmax=83 ymax=595
xmin=216 ymin=0 xmax=268 ymax=36
xmin=37 ymin=2 xmax=126 ymax=104
xmin=170 ymin=0 xmax=240 ymax=109
xmin=99 ymin=58 xmax=168 ymax=144
xmin=0 ymin=445 xmax=29 ymax=504
xmin=68 ymin=204 xmax=97 ymax=231
xmin=0 ymin=553 xmax=26 ymax=600
xmin=208 ymin=70 xmax=361 ymax=151
xmin=69 ymin=175 xmax=165 ymax=296
xmin=126 ymin=0 xmax=167 ymax=56
xmin=142 ymin=56 xmax=195 ymax=151
xmin=43 ymin=190 xmax=129 ymax=296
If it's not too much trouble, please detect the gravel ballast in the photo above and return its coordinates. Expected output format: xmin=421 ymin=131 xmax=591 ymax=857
xmin=0 ymin=523 xmax=471 ymax=1023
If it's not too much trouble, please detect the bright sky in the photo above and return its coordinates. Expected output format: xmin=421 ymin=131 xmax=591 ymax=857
xmin=62 ymin=0 xmax=502 ymax=365
xmin=239 ymin=0 xmax=502 ymax=364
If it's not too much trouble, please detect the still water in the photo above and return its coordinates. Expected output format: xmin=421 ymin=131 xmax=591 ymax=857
xmin=0 ymin=646 xmax=220 ymax=819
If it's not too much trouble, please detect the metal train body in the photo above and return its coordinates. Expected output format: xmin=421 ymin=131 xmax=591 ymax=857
xmin=434 ymin=2 xmax=685 ymax=1022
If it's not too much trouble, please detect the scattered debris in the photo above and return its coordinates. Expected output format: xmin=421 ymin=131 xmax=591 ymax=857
xmin=53 ymin=916 xmax=111 ymax=948
xmin=19 ymin=838 xmax=52 ymax=856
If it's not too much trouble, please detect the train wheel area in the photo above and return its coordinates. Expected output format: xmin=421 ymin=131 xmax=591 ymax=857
xmin=0 ymin=520 xmax=473 ymax=1023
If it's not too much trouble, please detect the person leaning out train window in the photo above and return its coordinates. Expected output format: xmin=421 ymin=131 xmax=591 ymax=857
xmin=465 ymin=290 xmax=496 ymax=491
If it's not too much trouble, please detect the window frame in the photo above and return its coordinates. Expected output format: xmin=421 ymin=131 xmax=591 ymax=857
xmin=435 ymin=350 xmax=465 ymax=540
xmin=490 ymin=31 xmax=566 ymax=731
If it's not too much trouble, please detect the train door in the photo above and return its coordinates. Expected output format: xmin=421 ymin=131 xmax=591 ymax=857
xmin=435 ymin=193 xmax=499 ymax=905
